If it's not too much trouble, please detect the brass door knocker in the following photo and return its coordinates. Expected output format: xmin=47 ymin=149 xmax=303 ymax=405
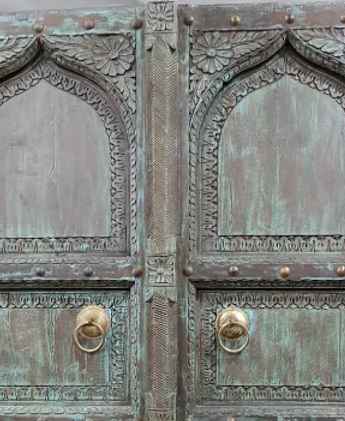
xmin=215 ymin=306 xmax=249 ymax=354
xmin=73 ymin=305 xmax=110 ymax=353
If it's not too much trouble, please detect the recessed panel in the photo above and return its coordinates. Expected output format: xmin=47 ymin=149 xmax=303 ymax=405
xmin=218 ymin=76 xmax=345 ymax=236
xmin=0 ymin=81 xmax=110 ymax=238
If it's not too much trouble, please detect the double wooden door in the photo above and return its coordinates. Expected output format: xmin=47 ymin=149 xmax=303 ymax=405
xmin=0 ymin=0 xmax=345 ymax=420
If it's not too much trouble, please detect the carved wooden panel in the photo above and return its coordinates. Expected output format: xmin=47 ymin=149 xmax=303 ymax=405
xmin=0 ymin=32 xmax=137 ymax=258
xmin=0 ymin=291 xmax=130 ymax=402
xmin=190 ymin=288 xmax=345 ymax=402
xmin=189 ymin=27 xmax=345 ymax=254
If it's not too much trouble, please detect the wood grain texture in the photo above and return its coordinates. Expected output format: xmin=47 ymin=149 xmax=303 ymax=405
xmin=219 ymin=76 xmax=345 ymax=236
xmin=0 ymin=81 xmax=110 ymax=238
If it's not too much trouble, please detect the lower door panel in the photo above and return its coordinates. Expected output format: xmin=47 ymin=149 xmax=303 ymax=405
xmin=188 ymin=286 xmax=345 ymax=419
xmin=0 ymin=290 xmax=136 ymax=419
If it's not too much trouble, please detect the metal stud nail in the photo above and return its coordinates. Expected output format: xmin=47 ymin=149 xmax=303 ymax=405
xmin=83 ymin=267 xmax=94 ymax=277
xmin=82 ymin=17 xmax=95 ymax=30
xmin=184 ymin=15 xmax=194 ymax=26
xmin=337 ymin=265 xmax=345 ymax=277
xmin=32 ymin=22 xmax=45 ymax=34
xmin=285 ymin=14 xmax=295 ymax=24
xmin=228 ymin=266 xmax=239 ymax=276
xmin=131 ymin=18 xmax=144 ymax=30
xmin=35 ymin=267 xmax=45 ymax=277
xmin=279 ymin=266 xmax=290 ymax=279
xmin=229 ymin=15 xmax=241 ymax=26
xmin=183 ymin=265 xmax=193 ymax=277
xmin=132 ymin=266 xmax=144 ymax=277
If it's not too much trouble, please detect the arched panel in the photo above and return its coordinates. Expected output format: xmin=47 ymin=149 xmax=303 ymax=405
xmin=198 ymin=51 xmax=345 ymax=252
xmin=0 ymin=79 xmax=111 ymax=238
xmin=218 ymin=74 xmax=345 ymax=236
xmin=0 ymin=59 xmax=132 ymax=254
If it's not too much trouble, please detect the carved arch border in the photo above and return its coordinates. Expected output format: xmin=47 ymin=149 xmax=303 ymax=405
xmin=0 ymin=34 xmax=137 ymax=256
xmin=189 ymin=28 xmax=345 ymax=254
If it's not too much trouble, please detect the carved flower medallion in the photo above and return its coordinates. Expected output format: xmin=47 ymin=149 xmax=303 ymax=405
xmin=92 ymin=36 xmax=134 ymax=76
xmin=192 ymin=32 xmax=233 ymax=74
xmin=147 ymin=2 xmax=174 ymax=31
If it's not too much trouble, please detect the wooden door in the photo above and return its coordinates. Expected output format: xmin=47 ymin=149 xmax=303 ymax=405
xmin=2 ymin=0 xmax=345 ymax=420
xmin=179 ymin=0 xmax=345 ymax=420
xmin=0 ymin=2 xmax=144 ymax=420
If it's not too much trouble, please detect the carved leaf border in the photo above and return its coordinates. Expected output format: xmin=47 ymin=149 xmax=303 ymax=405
xmin=189 ymin=28 xmax=345 ymax=254
xmin=0 ymin=33 xmax=137 ymax=256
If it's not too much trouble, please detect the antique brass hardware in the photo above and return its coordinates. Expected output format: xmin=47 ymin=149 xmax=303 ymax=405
xmin=73 ymin=305 xmax=110 ymax=354
xmin=81 ymin=17 xmax=96 ymax=30
xmin=183 ymin=265 xmax=194 ymax=277
xmin=341 ymin=15 xmax=345 ymax=23
xmin=228 ymin=266 xmax=239 ymax=276
xmin=83 ymin=267 xmax=94 ymax=277
xmin=279 ymin=265 xmax=290 ymax=279
xmin=285 ymin=14 xmax=295 ymax=24
xmin=337 ymin=265 xmax=345 ymax=277
xmin=35 ymin=267 xmax=45 ymax=277
xmin=229 ymin=15 xmax=241 ymax=26
xmin=215 ymin=306 xmax=249 ymax=354
xmin=131 ymin=18 xmax=144 ymax=30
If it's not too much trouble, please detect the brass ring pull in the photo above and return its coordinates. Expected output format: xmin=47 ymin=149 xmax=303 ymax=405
xmin=73 ymin=321 xmax=105 ymax=354
xmin=73 ymin=305 xmax=110 ymax=354
xmin=215 ymin=306 xmax=249 ymax=354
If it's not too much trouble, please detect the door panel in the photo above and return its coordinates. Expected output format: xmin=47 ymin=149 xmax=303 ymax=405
xmin=0 ymin=80 xmax=110 ymax=238
xmin=0 ymin=291 xmax=131 ymax=401
xmin=182 ymin=1 xmax=345 ymax=420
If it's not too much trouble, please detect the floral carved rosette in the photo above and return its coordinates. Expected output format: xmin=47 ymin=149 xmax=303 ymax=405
xmin=191 ymin=32 xmax=232 ymax=74
xmin=92 ymin=36 xmax=134 ymax=76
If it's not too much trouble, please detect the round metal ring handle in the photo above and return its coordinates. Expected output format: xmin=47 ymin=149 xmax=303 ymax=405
xmin=73 ymin=321 xmax=105 ymax=354
xmin=215 ymin=307 xmax=249 ymax=354
xmin=73 ymin=305 xmax=110 ymax=354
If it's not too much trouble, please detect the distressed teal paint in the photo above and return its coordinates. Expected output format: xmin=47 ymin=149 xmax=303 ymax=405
xmin=218 ymin=308 xmax=343 ymax=386
xmin=219 ymin=76 xmax=345 ymax=236
xmin=0 ymin=81 xmax=110 ymax=238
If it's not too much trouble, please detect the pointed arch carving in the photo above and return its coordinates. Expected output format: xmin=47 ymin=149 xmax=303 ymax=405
xmin=0 ymin=33 xmax=137 ymax=256
xmin=189 ymin=28 xmax=345 ymax=253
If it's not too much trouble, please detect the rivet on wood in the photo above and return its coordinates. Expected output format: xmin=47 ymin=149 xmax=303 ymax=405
xmin=341 ymin=15 xmax=345 ymax=23
xmin=229 ymin=15 xmax=241 ymax=26
xmin=336 ymin=265 xmax=345 ymax=277
xmin=279 ymin=266 xmax=290 ymax=279
xmin=183 ymin=265 xmax=194 ymax=277
xmin=35 ymin=267 xmax=45 ymax=277
xmin=32 ymin=22 xmax=45 ymax=34
xmin=184 ymin=15 xmax=194 ymax=26
xmin=82 ymin=17 xmax=96 ymax=30
xmin=83 ymin=267 xmax=94 ymax=277
xmin=285 ymin=14 xmax=295 ymax=24
xmin=228 ymin=266 xmax=239 ymax=276
xmin=131 ymin=18 xmax=144 ymax=30
xmin=132 ymin=266 xmax=144 ymax=277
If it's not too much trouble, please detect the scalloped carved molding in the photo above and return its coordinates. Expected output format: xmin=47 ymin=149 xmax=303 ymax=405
xmin=0 ymin=33 xmax=137 ymax=257
xmin=189 ymin=28 xmax=345 ymax=254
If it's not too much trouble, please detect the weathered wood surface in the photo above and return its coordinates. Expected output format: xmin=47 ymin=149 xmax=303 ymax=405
xmin=0 ymin=81 xmax=110 ymax=238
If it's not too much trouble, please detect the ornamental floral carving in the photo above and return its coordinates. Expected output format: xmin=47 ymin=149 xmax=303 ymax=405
xmin=191 ymin=32 xmax=233 ymax=74
xmin=92 ymin=36 xmax=134 ymax=76
xmin=147 ymin=256 xmax=175 ymax=284
xmin=46 ymin=34 xmax=135 ymax=78
xmin=146 ymin=1 xmax=174 ymax=31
